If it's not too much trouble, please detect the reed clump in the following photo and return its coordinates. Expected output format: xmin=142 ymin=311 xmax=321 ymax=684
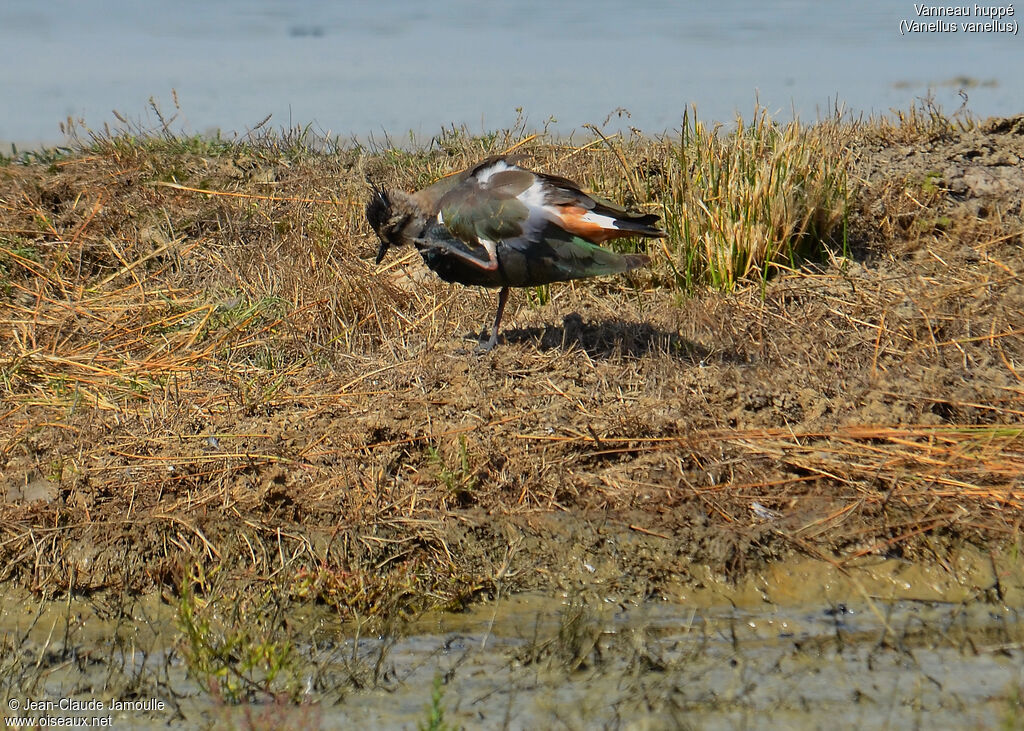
xmin=653 ymin=107 xmax=850 ymax=291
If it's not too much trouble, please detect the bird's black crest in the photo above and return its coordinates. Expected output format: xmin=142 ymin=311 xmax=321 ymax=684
xmin=366 ymin=184 xmax=397 ymax=264
xmin=365 ymin=184 xmax=391 ymax=238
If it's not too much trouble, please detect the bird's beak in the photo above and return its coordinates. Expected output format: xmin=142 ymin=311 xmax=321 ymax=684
xmin=374 ymin=239 xmax=390 ymax=265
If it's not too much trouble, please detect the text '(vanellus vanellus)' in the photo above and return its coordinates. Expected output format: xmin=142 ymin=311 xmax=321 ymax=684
xmin=367 ymin=156 xmax=665 ymax=351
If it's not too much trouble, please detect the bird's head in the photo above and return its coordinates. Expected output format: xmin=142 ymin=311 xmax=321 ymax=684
xmin=366 ymin=184 xmax=420 ymax=264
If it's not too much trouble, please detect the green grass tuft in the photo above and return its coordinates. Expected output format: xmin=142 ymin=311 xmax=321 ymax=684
xmin=654 ymin=105 xmax=850 ymax=291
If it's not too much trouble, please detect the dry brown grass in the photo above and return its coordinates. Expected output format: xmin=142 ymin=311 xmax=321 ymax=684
xmin=0 ymin=108 xmax=1022 ymax=612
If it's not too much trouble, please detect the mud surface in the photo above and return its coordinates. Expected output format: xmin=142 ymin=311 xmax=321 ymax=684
xmin=1 ymin=113 xmax=1023 ymax=726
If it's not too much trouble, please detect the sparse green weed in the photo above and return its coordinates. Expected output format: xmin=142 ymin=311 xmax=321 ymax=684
xmin=1001 ymin=681 xmax=1024 ymax=730
xmin=177 ymin=564 xmax=307 ymax=704
xmin=418 ymin=672 xmax=453 ymax=731
xmin=527 ymin=284 xmax=551 ymax=308
xmin=427 ymin=435 xmax=480 ymax=504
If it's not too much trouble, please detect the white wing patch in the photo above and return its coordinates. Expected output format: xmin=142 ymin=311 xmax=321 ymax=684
xmin=580 ymin=211 xmax=620 ymax=230
xmin=516 ymin=178 xmax=549 ymax=210
xmin=472 ymin=159 xmax=514 ymax=184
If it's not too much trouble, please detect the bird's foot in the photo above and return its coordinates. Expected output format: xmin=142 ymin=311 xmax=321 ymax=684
xmin=474 ymin=331 xmax=500 ymax=353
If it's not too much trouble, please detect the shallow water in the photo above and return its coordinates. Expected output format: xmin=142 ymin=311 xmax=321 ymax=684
xmin=2 ymin=553 xmax=1022 ymax=729
xmin=342 ymin=594 xmax=1022 ymax=729
xmin=2 ymin=0 xmax=1021 ymax=147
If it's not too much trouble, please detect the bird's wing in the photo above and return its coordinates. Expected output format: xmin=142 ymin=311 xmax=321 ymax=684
xmin=512 ymin=220 xmax=650 ymax=281
xmin=429 ymin=159 xmax=539 ymax=268
xmin=438 ymin=157 xmax=663 ymax=249
xmin=428 ymin=159 xmax=648 ymax=283
xmin=531 ymin=170 xmax=665 ymax=243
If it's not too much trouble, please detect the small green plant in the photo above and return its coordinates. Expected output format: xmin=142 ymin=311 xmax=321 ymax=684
xmin=47 ymin=457 xmax=65 ymax=483
xmin=417 ymin=672 xmax=453 ymax=731
xmin=0 ymin=144 xmax=73 ymax=167
xmin=1001 ymin=681 xmax=1024 ymax=730
xmin=921 ymin=169 xmax=944 ymax=195
xmin=0 ymin=240 xmax=42 ymax=282
xmin=177 ymin=564 xmax=306 ymax=704
xmin=527 ymin=284 xmax=551 ymax=307
xmin=427 ymin=435 xmax=480 ymax=502
xmin=290 ymin=561 xmax=425 ymax=620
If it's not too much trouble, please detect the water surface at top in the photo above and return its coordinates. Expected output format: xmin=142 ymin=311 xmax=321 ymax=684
xmin=2 ymin=0 xmax=1021 ymax=146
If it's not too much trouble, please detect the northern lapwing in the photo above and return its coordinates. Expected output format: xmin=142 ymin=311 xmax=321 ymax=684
xmin=367 ymin=156 xmax=665 ymax=350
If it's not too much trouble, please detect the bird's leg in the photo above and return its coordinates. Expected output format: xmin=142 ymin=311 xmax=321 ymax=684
xmin=476 ymin=286 xmax=509 ymax=352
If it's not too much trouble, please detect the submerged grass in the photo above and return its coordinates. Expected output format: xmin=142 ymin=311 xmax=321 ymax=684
xmin=177 ymin=563 xmax=307 ymax=704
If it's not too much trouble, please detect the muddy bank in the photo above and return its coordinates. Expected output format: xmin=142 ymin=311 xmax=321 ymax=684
xmin=1 ymin=107 xmax=1023 ymax=727
xmin=0 ymin=112 xmax=1021 ymax=608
